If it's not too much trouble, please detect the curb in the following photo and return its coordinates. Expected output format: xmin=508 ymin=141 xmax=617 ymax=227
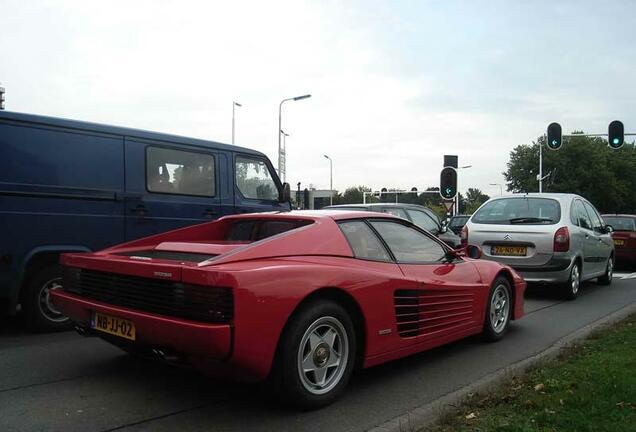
xmin=368 ymin=301 xmax=636 ymax=432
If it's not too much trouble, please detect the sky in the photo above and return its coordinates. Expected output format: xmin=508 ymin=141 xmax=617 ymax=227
xmin=1 ymin=0 xmax=635 ymax=197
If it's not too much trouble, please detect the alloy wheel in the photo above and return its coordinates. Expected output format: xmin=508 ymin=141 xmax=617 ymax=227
xmin=489 ymin=284 xmax=510 ymax=334
xmin=297 ymin=316 xmax=349 ymax=395
xmin=571 ymin=265 xmax=580 ymax=295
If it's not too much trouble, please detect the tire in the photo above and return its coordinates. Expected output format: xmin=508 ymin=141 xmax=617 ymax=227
xmin=598 ymin=255 xmax=614 ymax=285
xmin=482 ymin=276 xmax=512 ymax=342
xmin=562 ymin=262 xmax=581 ymax=300
xmin=273 ymin=300 xmax=356 ymax=410
xmin=24 ymin=265 xmax=71 ymax=332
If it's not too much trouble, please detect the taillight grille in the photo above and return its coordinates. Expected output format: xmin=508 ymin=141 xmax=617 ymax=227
xmin=394 ymin=289 xmax=476 ymax=338
xmin=62 ymin=267 xmax=233 ymax=323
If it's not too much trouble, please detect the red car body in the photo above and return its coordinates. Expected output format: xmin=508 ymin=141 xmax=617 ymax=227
xmin=603 ymin=214 xmax=636 ymax=263
xmin=51 ymin=211 xmax=525 ymax=385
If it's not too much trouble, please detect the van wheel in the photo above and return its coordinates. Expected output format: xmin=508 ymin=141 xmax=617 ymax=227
xmin=273 ymin=300 xmax=356 ymax=410
xmin=598 ymin=255 xmax=614 ymax=285
xmin=24 ymin=265 xmax=71 ymax=332
xmin=562 ymin=262 xmax=581 ymax=300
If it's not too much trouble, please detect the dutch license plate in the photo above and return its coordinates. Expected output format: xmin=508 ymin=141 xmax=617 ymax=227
xmin=492 ymin=245 xmax=527 ymax=256
xmin=92 ymin=312 xmax=136 ymax=340
xmin=614 ymin=239 xmax=625 ymax=246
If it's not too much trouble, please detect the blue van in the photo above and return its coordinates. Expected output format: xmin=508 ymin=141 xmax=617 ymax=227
xmin=0 ymin=111 xmax=291 ymax=330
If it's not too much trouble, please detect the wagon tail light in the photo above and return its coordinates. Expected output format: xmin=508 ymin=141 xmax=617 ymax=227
xmin=553 ymin=226 xmax=570 ymax=252
xmin=460 ymin=225 xmax=468 ymax=247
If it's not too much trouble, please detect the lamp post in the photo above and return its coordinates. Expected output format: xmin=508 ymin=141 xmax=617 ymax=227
xmin=455 ymin=165 xmax=472 ymax=216
xmin=280 ymin=129 xmax=289 ymax=177
xmin=489 ymin=183 xmax=503 ymax=196
xmin=232 ymin=101 xmax=242 ymax=144
xmin=324 ymin=154 xmax=333 ymax=206
xmin=278 ymin=94 xmax=311 ymax=182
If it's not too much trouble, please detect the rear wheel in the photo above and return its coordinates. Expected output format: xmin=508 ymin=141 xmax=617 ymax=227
xmin=482 ymin=277 xmax=512 ymax=342
xmin=598 ymin=255 xmax=614 ymax=285
xmin=273 ymin=300 xmax=356 ymax=410
xmin=562 ymin=262 xmax=581 ymax=300
xmin=24 ymin=265 xmax=71 ymax=332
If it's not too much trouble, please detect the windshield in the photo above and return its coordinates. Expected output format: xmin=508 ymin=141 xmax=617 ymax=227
xmin=472 ymin=198 xmax=561 ymax=225
xmin=603 ymin=216 xmax=636 ymax=231
xmin=450 ymin=216 xmax=469 ymax=227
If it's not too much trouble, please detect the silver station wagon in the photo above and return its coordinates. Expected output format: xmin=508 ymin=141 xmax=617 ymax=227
xmin=462 ymin=193 xmax=614 ymax=299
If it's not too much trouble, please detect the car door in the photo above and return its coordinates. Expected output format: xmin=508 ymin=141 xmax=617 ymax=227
xmin=368 ymin=219 xmax=485 ymax=344
xmin=124 ymin=138 xmax=221 ymax=240
xmin=583 ymin=201 xmax=613 ymax=274
xmin=571 ymin=200 xmax=598 ymax=278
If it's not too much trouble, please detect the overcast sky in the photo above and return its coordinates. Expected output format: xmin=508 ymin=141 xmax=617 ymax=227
xmin=1 ymin=0 xmax=635 ymax=196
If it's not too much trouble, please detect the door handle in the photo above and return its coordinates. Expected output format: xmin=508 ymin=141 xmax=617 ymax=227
xmin=130 ymin=205 xmax=147 ymax=217
xmin=203 ymin=209 xmax=218 ymax=218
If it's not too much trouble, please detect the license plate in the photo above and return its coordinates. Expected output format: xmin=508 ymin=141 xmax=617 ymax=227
xmin=92 ymin=312 xmax=136 ymax=340
xmin=614 ymin=239 xmax=625 ymax=246
xmin=492 ymin=246 xmax=527 ymax=256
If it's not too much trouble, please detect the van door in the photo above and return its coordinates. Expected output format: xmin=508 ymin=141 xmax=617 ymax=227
xmin=233 ymin=153 xmax=289 ymax=214
xmin=123 ymin=138 xmax=221 ymax=240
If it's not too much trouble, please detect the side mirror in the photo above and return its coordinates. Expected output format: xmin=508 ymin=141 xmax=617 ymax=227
xmin=605 ymin=224 xmax=614 ymax=234
xmin=439 ymin=224 xmax=448 ymax=234
xmin=279 ymin=182 xmax=291 ymax=203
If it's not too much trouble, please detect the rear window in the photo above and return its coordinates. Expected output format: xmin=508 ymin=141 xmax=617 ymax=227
xmin=603 ymin=216 xmax=636 ymax=231
xmin=226 ymin=219 xmax=311 ymax=241
xmin=472 ymin=198 xmax=561 ymax=225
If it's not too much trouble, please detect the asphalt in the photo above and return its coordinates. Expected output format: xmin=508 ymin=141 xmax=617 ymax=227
xmin=1 ymin=267 xmax=636 ymax=432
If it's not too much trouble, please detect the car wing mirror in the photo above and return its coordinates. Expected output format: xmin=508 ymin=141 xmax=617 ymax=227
xmin=449 ymin=244 xmax=483 ymax=260
xmin=605 ymin=224 xmax=614 ymax=234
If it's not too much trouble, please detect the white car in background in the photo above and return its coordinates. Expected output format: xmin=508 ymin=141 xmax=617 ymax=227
xmin=462 ymin=193 xmax=614 ymax=299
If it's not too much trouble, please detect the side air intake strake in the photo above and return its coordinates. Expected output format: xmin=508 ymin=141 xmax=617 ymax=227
xmin=394 ymin=289 xmax=476 ymax=338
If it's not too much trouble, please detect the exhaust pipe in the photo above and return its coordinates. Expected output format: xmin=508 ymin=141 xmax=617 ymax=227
xmin=74 ymin=325 xmax=89 ymax=336
xmin=151 ymin=348 xmax=181 ymax=363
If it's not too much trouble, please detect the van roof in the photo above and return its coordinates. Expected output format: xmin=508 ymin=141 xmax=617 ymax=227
xmin=0 ymin=110 xmax=266 ymax=157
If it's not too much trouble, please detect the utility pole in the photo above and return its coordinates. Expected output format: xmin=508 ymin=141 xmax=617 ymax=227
xmin=231 ymin=101 xmax=242 ymax=144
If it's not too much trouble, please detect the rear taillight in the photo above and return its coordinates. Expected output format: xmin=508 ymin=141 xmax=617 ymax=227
xmin=553 ymin=226 xmax=570 ymax=252
xmin=461 ymin=225 xmax=468 ymax=247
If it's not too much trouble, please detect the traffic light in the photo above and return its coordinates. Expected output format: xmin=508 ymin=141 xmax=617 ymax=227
xmin=608 ymin=120 xmax=624 ymax=149
xmin=546 ymin=122 xmax=562 ymax=150
xmin=439 ymin=167 xmax=457 ymax=200
xmin=0 ymin=86 xmax=5 ymax=110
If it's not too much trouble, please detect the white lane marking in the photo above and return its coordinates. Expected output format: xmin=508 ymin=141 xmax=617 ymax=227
xmin=615 ymin=272 xmax=636 ymax=280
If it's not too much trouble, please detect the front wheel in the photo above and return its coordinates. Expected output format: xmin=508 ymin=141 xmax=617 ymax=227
xmin=598 ymin=255 xmax=614 ymax=285
xmin=482 ymin=276 xmax=512 ymax=342
xmin=274 ymin=300 xmax=356 ymax=410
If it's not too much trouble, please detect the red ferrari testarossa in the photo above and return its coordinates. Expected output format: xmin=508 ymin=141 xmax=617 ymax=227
xmin=51 ymin=210 xmax=525 ymax=408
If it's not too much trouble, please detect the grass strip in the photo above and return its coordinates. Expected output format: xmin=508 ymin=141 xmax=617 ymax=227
xmin=426 ymin=313 xmax=636 ymax=432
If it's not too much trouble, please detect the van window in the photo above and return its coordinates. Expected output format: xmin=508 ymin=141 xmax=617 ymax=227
xmin=146 ymin=147 xmax=215 ymax=197
xmin=235 ymin=156 xmax=278 ymax=200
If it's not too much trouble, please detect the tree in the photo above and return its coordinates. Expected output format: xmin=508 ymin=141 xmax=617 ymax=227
xmin=503 ymin=135 xmax=636 ymax=213
xmin=463 ymin=188 xmax=490 ymax=214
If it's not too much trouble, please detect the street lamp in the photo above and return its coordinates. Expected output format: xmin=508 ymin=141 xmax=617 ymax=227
xmin=278 ymin=94 xmax=311 ymax=182
xmin=489 ymin=183 xmax=503 ymax=196
xmin=232 ymin=101 xmax=242 ymax=144
xmin=324 ymin=154 xmax=333 ymax=206
xmin=455 ymin=165 xmax=472 ymax=215
xmin=281 ymin=130 xmax=290 ymax=172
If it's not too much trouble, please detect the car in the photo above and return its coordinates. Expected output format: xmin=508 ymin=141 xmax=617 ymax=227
xmin=322 ymin=203 xmax=462 ymax=248
xmin=51 ymin=210 xmax=526 ymax=409
xmin=0 ymin=110 xmax=290 ymax=331
xmin=463 ymin=193 xmax=614 ymax=299
xmin=448 ymin=214 xmax=471 ymax=235
xmin=601 ymin=214 xmax=636 ymax=264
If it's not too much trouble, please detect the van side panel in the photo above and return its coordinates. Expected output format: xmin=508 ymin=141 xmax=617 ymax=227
xmin=0 ymin=121 xmax=125 ymax=311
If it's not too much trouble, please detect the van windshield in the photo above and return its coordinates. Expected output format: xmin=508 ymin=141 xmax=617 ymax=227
xmin=472 ymin=198 xmax=560 ymax=225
